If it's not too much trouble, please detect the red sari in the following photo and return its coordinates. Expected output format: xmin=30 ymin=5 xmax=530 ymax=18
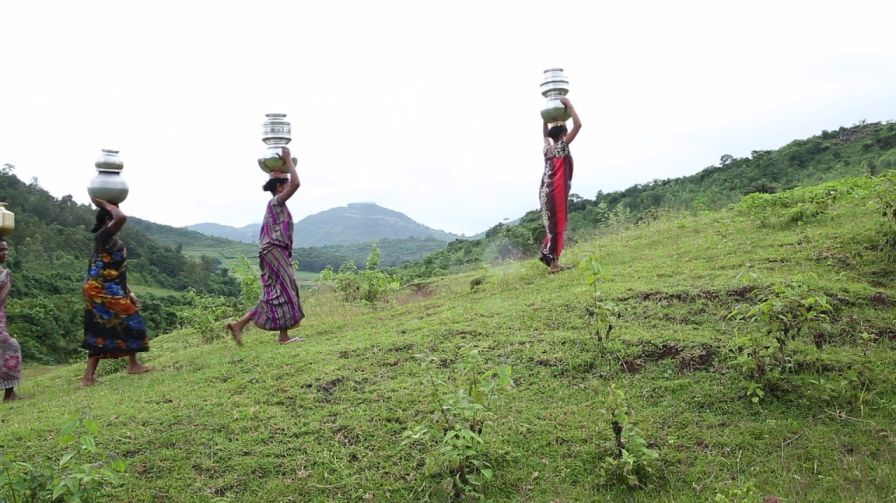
xmin=539 ymin=139 xmax=574 ymax=266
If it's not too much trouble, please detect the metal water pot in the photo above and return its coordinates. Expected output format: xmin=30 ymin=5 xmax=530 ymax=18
xmin=87 ymin=149 xmax=129 ymax=204
xmin=258 ymin=113 xmax=297 ymax=173
xmin=540 ymin=68 xmax=571 ymax=123
xmin=0 ymin=202 xmax=14 ymax=237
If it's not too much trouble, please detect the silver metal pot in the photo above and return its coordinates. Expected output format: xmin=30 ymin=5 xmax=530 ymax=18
xmin=540 ymin=68 xmax=571 ymax=123
xmin=0 ymin=202 xmax=14 ymax=237
xmin=258 ymin=113 xmax=296 ymax=173
xmin=95 ymin=148 xmax=124 ymax=172
xmin=87 ymin=149 xmax=129 ymax=204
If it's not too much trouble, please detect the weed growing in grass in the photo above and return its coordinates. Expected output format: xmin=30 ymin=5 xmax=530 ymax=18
xmin=0 ymin=417 xmax=125 ymax=502
xmin=403 ymin=349 xmax=513 ymax=500
xmin=579 ymin=254 xmax=618 ymax=348
xmin=729 ymin=277 xmax=832 ymax=361
xmin=712 ymin=479 xmax=759 ymax=502
xmin=728 ymin=276 xmax=833 ymax=401
xmin=597 ymin=385 xmax=659 ymax=489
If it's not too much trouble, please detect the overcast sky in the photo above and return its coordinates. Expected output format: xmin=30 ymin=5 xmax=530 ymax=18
xmin=1 ymin=0 xmax=894 ymax=236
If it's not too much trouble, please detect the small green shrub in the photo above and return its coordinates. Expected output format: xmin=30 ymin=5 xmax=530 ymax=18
xmin=597 ymin=385 xmax=659 ymax=488
xmin=320 ymin=244 xmax=400 ymax=304
xmin=173 ymin=290 xmax=239 ymax=342
xmin=403 ymin=349 xmax=513 ymax=500
xmin=728 ymin=276 xmax=833 ymax=402
xmin=580 ymin=254 xmax=618 ymax=348
xmin=0 ymin=417 xmax=126 ymax=502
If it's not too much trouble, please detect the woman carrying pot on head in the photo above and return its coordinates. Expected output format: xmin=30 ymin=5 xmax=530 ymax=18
xmin=227 ymin=147 xmax=305 ymax=345
xmin=81 ymin=198 xmax=151 ymax=386
xmin=539 ymin=96 xmax=582 ymax=273
xmin=0 ymin=238 xmax=22 ymax=402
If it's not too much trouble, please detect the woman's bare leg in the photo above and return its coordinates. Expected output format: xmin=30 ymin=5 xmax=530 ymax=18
xmin=227 ymin=310 xmax=255 ymax=345
xmin=81 ymin=357 xmax=101 ymax=386
xmin=127 ymin=354 xmax=152 ymax=374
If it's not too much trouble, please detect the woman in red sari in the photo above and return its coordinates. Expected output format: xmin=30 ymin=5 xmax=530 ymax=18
xmin=539 ymin=97 xmax=582 ymax=273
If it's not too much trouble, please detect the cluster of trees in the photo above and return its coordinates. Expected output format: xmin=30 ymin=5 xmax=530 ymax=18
xmin=296 ymin=237 xmax=450 ymax=272
xmin=392 ymin=121 xmax=896 ymax=280
xmin=1 ymin=165 xmax=239 ymax=362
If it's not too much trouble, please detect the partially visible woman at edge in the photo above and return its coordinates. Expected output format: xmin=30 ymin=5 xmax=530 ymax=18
xmin=539 ymin=96 xmax=582 ymax=273
xmin=227 ymin=146 xmax=305 ymax=345
xmin=81 ymin=198 xmax=151 ymax=386
xmin=0 ymin=238 xmax=22 ymax=402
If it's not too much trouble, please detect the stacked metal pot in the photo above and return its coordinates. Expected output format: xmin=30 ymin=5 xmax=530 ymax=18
xmin=258 ymin=113 xmax=296 ymax=173
xmin=540 ymin=68 xmax=571 ymax=125
xmin=87 ymin=149 xmax=129 ymax=204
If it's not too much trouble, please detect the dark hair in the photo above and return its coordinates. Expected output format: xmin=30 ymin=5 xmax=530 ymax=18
xmin=548 ymin=124 xmax=568 ymax=142
xmin=263 ymin=177 xmax=288 ymax=196
xmin=90 ymin=208 xmax=112 ymax=233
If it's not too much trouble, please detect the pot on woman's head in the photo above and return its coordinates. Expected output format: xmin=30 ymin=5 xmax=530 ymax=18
xmin=87 ymin=149 xmax=129 ymax=204
xmin=0 ymin=202 xmax=14 ymax=237
xmin=88 ymin=171 xmax=129 ymax=204
xmin=258 ymin=113 xmax=295 ymax=173
xmin=540 ymin=68 xmax=571 ymax=122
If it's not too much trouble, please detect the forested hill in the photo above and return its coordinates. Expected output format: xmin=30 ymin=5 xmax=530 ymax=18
xmin=0 ymin=165 xmax=238 ymax=297
xmin=394 ymin=121 xmax=896 ymax=279
xmin=188 ymin=202 xmax=464 ymax=247
xmin=0 ymin=164 xmax=239 ymax=362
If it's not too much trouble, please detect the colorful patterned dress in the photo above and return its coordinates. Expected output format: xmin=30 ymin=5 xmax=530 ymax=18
xmin=0 ymin=268 xmax=21 ymax=390
xmin=251 ymin=195 xmax=305 ymax=330
xmin=539 ymin=139 xmax=574 ymax=265
xmin=82 ymin=226 xmax=149 ymax=358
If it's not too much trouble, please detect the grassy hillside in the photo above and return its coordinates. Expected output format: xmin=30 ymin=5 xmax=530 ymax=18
xmin=393 ymin=121 xmax=896 ymax=281
xmin=2 ymin=174 xmax=895 ymax=501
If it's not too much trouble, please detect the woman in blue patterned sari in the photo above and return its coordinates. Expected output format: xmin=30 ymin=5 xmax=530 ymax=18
xmin=81 ymin=198 xmax=151 ymax=386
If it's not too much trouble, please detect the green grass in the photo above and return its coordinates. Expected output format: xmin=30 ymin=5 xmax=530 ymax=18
xmin=2 ymin=177 xmax=896 ymax=501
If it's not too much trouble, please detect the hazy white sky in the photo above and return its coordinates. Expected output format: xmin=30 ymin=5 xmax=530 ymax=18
xmin=1 ymin=0 xmax=894 ymax=235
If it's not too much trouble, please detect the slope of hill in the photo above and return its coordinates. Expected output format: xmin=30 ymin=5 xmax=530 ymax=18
xmin=187 ymin=202 xmax=463 ymax=247
xmin=4 ymin=173 xmax=895 ymax=501
xmin=394 ymin=121 xmax=896 ymax=280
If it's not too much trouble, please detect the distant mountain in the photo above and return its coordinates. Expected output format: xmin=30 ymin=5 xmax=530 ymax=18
xmin=187 ymin=202 xmax=465 ymax=247
xmin=185 ymin=222 xmax=260 ymax=244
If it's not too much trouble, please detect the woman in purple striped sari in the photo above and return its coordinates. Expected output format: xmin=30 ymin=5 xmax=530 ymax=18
xmin=227 ymin=146 xmax=305 ymax=345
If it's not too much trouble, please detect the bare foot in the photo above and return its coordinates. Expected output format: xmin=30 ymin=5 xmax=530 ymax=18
xmin=80 ymin=377 xmax=102 ymax=387
xmin=127 ymin=365 xmax=153 ymax=375
xmin=2 ymin=393 xmax=18 ymax=402
xmin=227 ymin=322 xmax=244 ymax=346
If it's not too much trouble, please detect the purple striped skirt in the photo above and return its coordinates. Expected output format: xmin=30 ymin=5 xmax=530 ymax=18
xmin=253 ymin=246 xmax=305 ymax=330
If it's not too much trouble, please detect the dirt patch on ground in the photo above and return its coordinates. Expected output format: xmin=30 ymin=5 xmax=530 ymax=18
xmin=534 ymin=356 xmax=565 ymax=368
xmin=621 ymin=343 xmax=683 ymax=374
xmin=677 ymin=346 xmax=716 ymax=373
xmin=620 ymin=343 xmax=717 ymax=374
xmin=870 ymin=291 xmax=891 ymax=307
xmin=618 ymin=286 xmax=757 ymax=305
xmin=395 ymin=282 xmax=437 ymax=305
xmin=318 ymin=377 xmax=345 ymax=396
xmin=333 ymin=425 xmax=357 ymax=447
